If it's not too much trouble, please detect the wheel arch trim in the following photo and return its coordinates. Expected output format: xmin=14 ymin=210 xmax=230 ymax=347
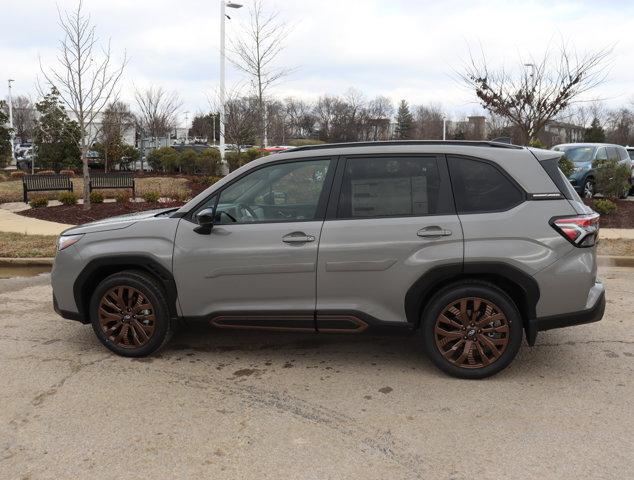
xmin=73 ymin=255 xmax=179 ymax=322
xmin=404 ymin=262 xmax=541 ymax=344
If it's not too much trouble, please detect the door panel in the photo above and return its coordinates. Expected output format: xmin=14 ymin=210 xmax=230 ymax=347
xmin=173 ymin=220 xmax=323 ymax=317
xmin=316 ymin=154 xmax=462 ymax=325
xmin=173 ymin=157 xmax=334 ymax=321
xmin=316 ymin=216 xmax=463 ymax=324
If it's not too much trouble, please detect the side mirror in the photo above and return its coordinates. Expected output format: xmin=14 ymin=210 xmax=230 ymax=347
xmin=194 ymin=208 xmax=215 ymax=234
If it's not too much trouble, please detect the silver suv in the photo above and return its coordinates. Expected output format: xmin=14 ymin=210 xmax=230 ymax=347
xmin=51 ymin=141 xmax=605 ymax=378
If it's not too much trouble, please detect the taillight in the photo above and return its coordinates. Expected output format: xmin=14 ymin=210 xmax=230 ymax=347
xmin=551 ymin=213 xmax=600 ymax=247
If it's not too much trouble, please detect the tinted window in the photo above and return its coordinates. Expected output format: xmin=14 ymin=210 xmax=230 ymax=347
xmin=215 ymin=159 xmax=331 ymax=223
xmin=628 ymin=149 xmax=634 ymax=160
xmin=337 ymin=156 xmax=446 ymax=218
xmin=447 ymin=156 xmax=524 ymax=213
xmin=595 ymin=147 xmax=608 ymax=161
xmin=606 ymin=147 xmax=619 ymax=161
xmin=617 ymin=147 xmax=630 ymax=161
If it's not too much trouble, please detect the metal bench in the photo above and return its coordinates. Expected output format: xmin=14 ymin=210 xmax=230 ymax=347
xmin=23 ymin=174 xmax=73 ymax=203
xmin=89 ymin=173 xmax=136 ymax=197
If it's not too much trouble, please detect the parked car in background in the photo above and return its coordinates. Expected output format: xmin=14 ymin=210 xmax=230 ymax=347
xmin=552 ymin=143 xmax=633 ymax=198
xmin=52 ymin=141 xmax=604 ymax=379
xmin=627 ymin=147 xmax=634 ymax=160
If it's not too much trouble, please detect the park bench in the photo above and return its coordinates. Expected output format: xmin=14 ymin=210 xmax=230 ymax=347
xmin=89 ymin=173 xmax=136 ymax=197
xmin=23 ymin=174 xmax=73 ymax=203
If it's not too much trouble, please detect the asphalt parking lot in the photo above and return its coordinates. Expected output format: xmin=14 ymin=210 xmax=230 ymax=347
xmin=1 ymin=266 xmax=632 ymax=480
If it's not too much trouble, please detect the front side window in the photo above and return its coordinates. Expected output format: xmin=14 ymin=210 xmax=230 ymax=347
xmin=337 ymin=156 xmax=446 ymax=218
xmin=447 ymin=156 xmax=524 ymax=213
xmin=215 ymin=159 xmax=331 ymax=224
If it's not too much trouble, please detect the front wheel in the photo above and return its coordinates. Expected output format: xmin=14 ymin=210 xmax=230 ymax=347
xmin=89 ymin=270 xmax=172 ymax=357
xmin=421 ymin=281 xmax=523 ymax=379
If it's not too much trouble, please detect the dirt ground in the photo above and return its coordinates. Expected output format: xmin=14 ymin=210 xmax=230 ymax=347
xmin=0 ymin=266 xmax=632 ymax=479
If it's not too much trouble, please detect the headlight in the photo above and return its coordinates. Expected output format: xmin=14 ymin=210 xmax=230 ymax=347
xmin=57 ymin=234 xmax=84 ymax=251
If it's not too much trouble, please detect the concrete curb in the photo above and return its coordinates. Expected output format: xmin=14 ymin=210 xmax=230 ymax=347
xmin=0 ymin=258 xmax=54 ymax=267
xmin=2 ymin=256 xmax=634 ymax=269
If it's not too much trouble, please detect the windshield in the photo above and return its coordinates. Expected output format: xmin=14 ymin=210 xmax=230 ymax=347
xmin=556 ymin=146 xmax=596 ymax=163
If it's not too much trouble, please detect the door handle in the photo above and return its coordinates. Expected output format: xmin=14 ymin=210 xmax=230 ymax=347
xmin=282 ymin=232 xmax=315 ymax=244
xmin=417 ymin=226 xmax=452 ymax=238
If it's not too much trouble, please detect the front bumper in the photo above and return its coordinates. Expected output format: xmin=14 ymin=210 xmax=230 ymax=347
xmin=53 ymin=293 xmax=87 ymax=323
xmin=526 ymin=281 xmax=605 ymax=345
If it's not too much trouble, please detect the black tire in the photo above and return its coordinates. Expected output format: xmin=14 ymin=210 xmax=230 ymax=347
xmin=421 ymin=280 xmax=523 ymax=379
xmin=89 ymin=270 xmax=172 ymax=357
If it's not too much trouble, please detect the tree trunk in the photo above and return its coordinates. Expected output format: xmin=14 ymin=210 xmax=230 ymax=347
xmin=82 ymin=144 xmax=91 ymax=210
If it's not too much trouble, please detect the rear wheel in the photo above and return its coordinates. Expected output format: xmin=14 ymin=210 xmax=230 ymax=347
xmin=421 ymin=281 xmax=523 ymax=379
xmin=89 ymin=270 xmax=172 ymax=357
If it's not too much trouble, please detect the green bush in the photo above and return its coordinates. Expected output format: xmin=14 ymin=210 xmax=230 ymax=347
xmin=142 ymin=191 xmax=160 ymax=203
xmin=178 ymin=149 xmax=199 ymax=175
xmin=288 ymin=139 xmax=325 ymax=147
xmin=147 ymin=147 xmax=179 ymax=172
xmin=89 ymin=191 xmax=104 ymax=204
xmin=594 ymin=158 xmax=631 ymax=198
xmin=593 ymin=198 xmax=617 ymax=215
xmin=58 ymin=191 xmax=78 ymax=205
xmin=528 ymin=139 xmax=547 ymax=149
xmin=29 ymin=197 xmax=48 ymax=208
xmin=226 ymin=148 xmax=268 ymax=172
xmin=196 ymin=149 xmax=220 ymax=175
xmin=197 ymin=175 xmax=223 ymax=187
xmin=115 ymin=191 xmax=131 ymax=203
xmin=558 ymin=156 xmax=575 ymax=178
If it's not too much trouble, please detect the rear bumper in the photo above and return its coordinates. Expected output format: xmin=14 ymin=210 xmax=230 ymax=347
xmin=527 ymin=281 xmax=605 ymax=345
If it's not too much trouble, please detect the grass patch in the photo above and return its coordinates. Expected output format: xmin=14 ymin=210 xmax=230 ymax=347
xmin=0 ymin=232 xmax=57 ymax=258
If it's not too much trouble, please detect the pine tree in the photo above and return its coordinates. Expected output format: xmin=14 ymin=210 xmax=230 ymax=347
xmin=584 ymin=117 xmax=606 ymax=143
xmin=395 ymin=100 xmax=413 ymax=139
xmin=0 ymin=101 xmax=12 ymax=167
xmin=33 ymin=87 xmax=81 ymax=171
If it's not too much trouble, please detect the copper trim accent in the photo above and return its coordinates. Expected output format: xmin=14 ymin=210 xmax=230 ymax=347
xmin=434 ymin=297 xmax=509 ymax=369
xmin=316 ymin=315 xmax=369 ymax=334
xmin=98 ymin=286 xmax=156 ymax=349
xmin=209 ymin=315 xmax=316 ymax=332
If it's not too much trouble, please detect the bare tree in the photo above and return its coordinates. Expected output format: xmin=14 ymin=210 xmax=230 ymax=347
xmin=230 ymin=0 xmax=293 ymax=147
xmin=40 ymin=0 xmax=126 ymax=209
xmin=134 ymin=86 xmax=181 ymax=157
xmin=99 ymin=101 xmax=134 ymax=172
xmin=459 ymin=42 xmax=611 ymax=144
xmin=413 ymin=104 xmax=445 ymax=139
xmin=11 ymin=96 xmax=37 ymax=142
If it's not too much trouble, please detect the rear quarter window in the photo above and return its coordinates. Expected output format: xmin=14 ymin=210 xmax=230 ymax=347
xmin=447 ymin=156 xmax=525 ymax=213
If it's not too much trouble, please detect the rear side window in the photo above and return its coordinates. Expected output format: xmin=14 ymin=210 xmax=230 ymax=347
xmin=617 ymin=147 xmax=630 ymax=161
xmin=447 ymin=156 xmax=524 ymax=213
xmin=337 ymin=156 xmax=450 ymax=218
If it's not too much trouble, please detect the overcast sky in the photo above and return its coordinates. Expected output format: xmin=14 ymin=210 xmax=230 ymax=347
xmin=2 ymin=0 xmax=633 ymax=125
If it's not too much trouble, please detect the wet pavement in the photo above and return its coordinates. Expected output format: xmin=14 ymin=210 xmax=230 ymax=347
xmin=0 ymin=267 xmax=632 ymax=479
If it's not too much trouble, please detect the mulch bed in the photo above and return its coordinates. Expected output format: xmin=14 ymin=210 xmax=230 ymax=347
xmin=18 ymin=201 xmax=185 ymax=225
xmin=583 ymin=199 xmax=634 ymax=229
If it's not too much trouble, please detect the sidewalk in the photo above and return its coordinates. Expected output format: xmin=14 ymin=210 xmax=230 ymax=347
xmin=0 ymin=208 xmax=73 ymax=236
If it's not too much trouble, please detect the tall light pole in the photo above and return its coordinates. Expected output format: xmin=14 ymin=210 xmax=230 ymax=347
xmin=219 ymin=1 xmax=243 ymax=175
xmin=184 ymin=110 xmax=189 ymax=143
xmin=7 ymin=79 xmax=15 ymax=166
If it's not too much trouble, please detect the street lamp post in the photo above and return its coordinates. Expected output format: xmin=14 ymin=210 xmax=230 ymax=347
xmin=442 ymin=117 xmax=447 ymax=141
xmin=184 ymin=111 xmax=189 ymax=143
xmin=7 ymin=79 xmax=15 ymax=166
xmin=219 ymin=1 xmax=242 ymax=175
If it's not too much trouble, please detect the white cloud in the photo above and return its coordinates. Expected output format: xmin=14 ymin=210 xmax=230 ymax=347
xmin=2 ymin=0 xmax=633 ymax=123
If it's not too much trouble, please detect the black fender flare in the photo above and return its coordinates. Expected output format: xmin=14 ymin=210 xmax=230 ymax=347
xmin=404 ymin=262 xmax=540 ymax=344
xmin=73 ymin=255 xmax=179 ymax=323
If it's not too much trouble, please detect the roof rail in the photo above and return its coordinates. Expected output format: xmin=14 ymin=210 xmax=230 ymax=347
xmin=290 ymin=140 xmax=523 ymax=152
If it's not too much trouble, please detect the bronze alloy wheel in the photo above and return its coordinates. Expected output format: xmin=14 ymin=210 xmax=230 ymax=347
xmin=98 ymin=286 xmax=156 ymax=348
xmin=434 ymin=297 xmax=510 ymax=369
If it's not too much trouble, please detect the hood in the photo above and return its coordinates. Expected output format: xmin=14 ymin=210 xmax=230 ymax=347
xmin=61 ymin=207 xmax=178 ymax=235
